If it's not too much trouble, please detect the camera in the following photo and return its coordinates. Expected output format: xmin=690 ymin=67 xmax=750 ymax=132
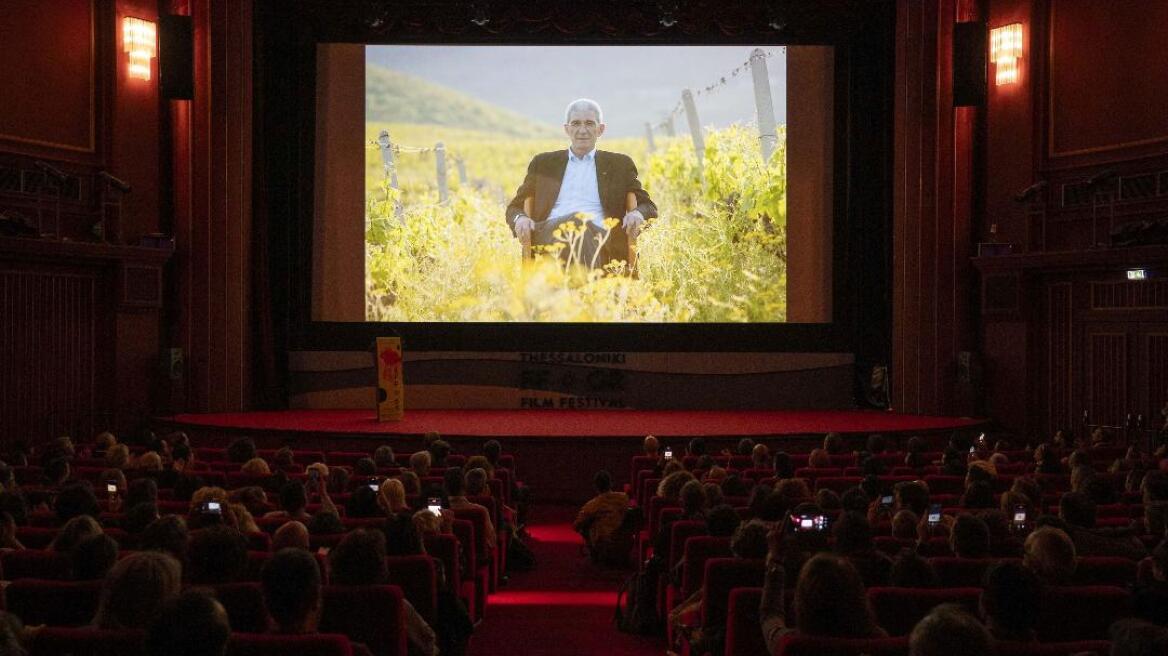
xmin=203 ymin=501 xmax=222 ymax=515
xmin=790 ymin=514 xmax=829 ymax=533
xmin=927 ymin=503 xmax=942 ymax=526
xmin=663 ymin=447 xmax=673 ymax=460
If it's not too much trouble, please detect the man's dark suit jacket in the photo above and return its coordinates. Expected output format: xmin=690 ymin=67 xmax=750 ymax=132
xmin=505 ymin=149 xmax=657 ymax=266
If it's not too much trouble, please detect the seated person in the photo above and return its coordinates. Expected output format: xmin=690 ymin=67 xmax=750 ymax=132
xmin=1023 ymin=526 xmax=1077 ymax=585
xmin=573 ymin=470 xmax=631 ymax=565
xmin=186 ymin=525 xmax=249 ymax=584
xmin=71 ymin=533 xmax=118 ymax=581
xmin=980 ymin=562 xmax=1040 ymax=641
xmin=909 ymin=604 xmax=992 ymax=656
xmin=92 ymin=551 xmax=183 ymax=630
xmin=146 ymin=589 xmax=231 ymax=656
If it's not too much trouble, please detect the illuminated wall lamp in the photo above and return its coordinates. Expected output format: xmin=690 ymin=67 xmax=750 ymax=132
xmin=123 ymin=17 xmax=157 ymax=81
xmin=990 ymin=23 xmax=1023 ymax=85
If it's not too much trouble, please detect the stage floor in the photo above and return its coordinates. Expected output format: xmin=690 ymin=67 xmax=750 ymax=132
xmin=166 ymin=409 xmax=983 ymax=438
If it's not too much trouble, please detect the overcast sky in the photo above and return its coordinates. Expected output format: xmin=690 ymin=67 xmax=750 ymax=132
xmin=366 ymin=45 xmax=788 ymax=138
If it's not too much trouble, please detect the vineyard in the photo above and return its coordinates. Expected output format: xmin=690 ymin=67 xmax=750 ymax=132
xmin=364 ymin=122 xmax=787 ymax=322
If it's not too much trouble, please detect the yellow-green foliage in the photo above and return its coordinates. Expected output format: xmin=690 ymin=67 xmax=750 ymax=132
xmin=365 ymin=123 xmax=786 ymax=322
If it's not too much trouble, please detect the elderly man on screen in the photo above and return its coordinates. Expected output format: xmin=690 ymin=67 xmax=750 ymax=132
xmin=505 ymin=98 xmax=657 ymax=271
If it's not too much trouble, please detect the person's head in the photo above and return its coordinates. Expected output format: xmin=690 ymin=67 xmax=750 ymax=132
xmin=398 ymin=470 xmax=420 ymax=495
xmin=823 ymin=432 xmax=843 ymax=455
xmin=1059 ymin=490 xmax=1097 ymax=528
xmin=563 ymin=98 xmax=605 ymax=155
xmin=226 ymin=437 xmax=256 ymax=464
xmin=270 ymin=446 xmax=294 ymax=469
xmin=807 ymin=448 xmax=832 ymax=469
xmin=187 ymin=526 xmax=249 ymax=584
xmin=106 ymin=443 xmax=130 ymax=469
xmin=443 ymin=466 xmax=465 ymax=497
xmin=464 ymin=455 xmax=494 ymax=480
xmin=241 ymin=457 xmax=270 ymax=476
xmin=465 ymin=468 xmax=490 ymax=496
xmin=127 ymin=477 xmax=159 ymax=509
xmin=680 ymin=479 xmax=707 ymax=517
xmin=329 ymin=529 xmax=388 ymax=586
xmin=965 ymin=461 xmax=995 ymax=486
xmin=428 ymin=440 xmax=451 ymax=466
xmin=814 ymin=488 xmax=841 ymax=512
xmin=261 ymin=548 xmax=322 ymax=633
xmin=793 ymin=554 xmax=878 ymax=637
xmin=45 ymin=457 xmax=70 ymax=485
xmin=51 ymin=514 xmax=103 ymax=553
xmin=55 ymin=482 xmax=100 ymax=523
xmin=93 ymin=551 xmax=183 ymax=630
xmin=890 ymin=549 xmax=938 ymax=587
xmin=138 ymin=515 xmax=189 ymax=564
xmin=757 ymin=490 xmax=788 ymax=522
xmin=833 ymin=512 xmax=874 ymax=555
xmin=893 ymin=480 xmax=930 ymax=516
xmin=354 ymin=457 xmax=377 ymax=477
xmin=279 ymin=481 xmax=308 ymax=515
xmin=482 ymin=440 xmax=502 ymax=465
xmin=730 ymin=520 xmax=768 ymax=559
xmin=341 ymin=484 xmax=376 ymax=519
xmin=138 ymin=451 xmax=163 ymax=472
xmin=949 ymin=514 xmax=990 ymax=558
xmin=373 ymin=445 xmax=396 ymax=468
xmin=146 ymin=589 xmax=231 ymax=656
xmin=422 ymin=431 xmax=441 ymax=450
xmin=1109 ymin=618 xmax=1168 ymax=656
xmin=593 ymin=470 xmax=613 ymax=494
xmin=839 ymin=487 xmax=870 ymax=515
xmin=409 ymin=451 xmax=431 ymax=476
xmin=171 ymin=443 xmax=192 ymax=467
xmin=772 ymin=451 xmax=793 ymax=478
xmin=908 ymin=604 xmax=992 ymax=656
xmin=94 ymin=431 xmax=117 ymax=453
xmin=980 ymin=561 xmax=1040 ymax=639
xmin=642 ymin=435 xmax=659 ymax=457
xmin=892 ymin=510 xmax=919 ymax=540
xmin=378 ymin=478 xmax=408 ymax=513
xmin=657 ymin=470 xmax=695 ymax=501
xmin=866 ymin=434 xmax=887 ymax=455
xmin=124 ymin=502 xmax=160 ymax=535
xmin=1023 ymin=526 xmax=1076 ymax=585
xmin=383 ymin=512 xmax=425 ymax=556
xmin=71 ymin=533 xmax=119 ymax=581
xmin=706 ymin=504 xmax=741 ymax=537
xmin=961 ymin=481 xmax=995 ymax=509
xmin=775 ymin=478 xmax=813 ymax=507
xmin=272 ymin=521 xmax=310 ymax=551
xmin=1011 ymin=476 xmax=1044 ymax=508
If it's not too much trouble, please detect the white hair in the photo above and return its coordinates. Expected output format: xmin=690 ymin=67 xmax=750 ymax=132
xmin=564 ymin=98 xmax=603 ymax=124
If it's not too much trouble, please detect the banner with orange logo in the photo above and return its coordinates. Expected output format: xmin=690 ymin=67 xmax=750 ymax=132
xmin=376 ymin=337 xmax=404 ymax=421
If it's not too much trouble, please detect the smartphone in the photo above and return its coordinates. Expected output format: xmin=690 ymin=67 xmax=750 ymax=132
xmin=1012 ymin=504 xmax=1027 ymax=525
xmin=204 ymin=501 xmax=222 ymax=515
xmin=880 ymin=495 xmax=893 ymax=508
xmin=427 ymin=496 xmax=442 ymax=515
xmin=790 ymin=514 xmax=829 ymax=533
xmin=978 ymin=433 xmax=987 ymax=445
xmin=663 ymin=447 xmax=673 ymax=461
xmin=927 ymin=503 xmax=942 ymax=526
xmin=106 ymin=482 xmax=117 ymax=494
xmin=368 ymin=483 xmax=380 ymax=492
xmin=968 ymin=445 xmax=976 ymax=454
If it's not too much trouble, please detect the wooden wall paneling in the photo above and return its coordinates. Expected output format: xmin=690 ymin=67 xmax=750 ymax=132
xmin=1143 ymin=330 xmax=1168 ymax=433
xmin=1085 ymin=327 xmax=1127 ymax=430
xmin=1045 ymin=281 xmax=1072 ymax=436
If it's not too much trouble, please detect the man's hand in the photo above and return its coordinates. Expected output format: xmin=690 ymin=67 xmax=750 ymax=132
xmin=514 ymin=214 xmax=535 ymax=246
xmin=622 ymin=209 xmax=645 ymax=239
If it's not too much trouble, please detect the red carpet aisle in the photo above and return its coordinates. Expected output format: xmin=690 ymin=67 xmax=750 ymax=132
xmin=468 ymin=505 xmax=666 ymax=656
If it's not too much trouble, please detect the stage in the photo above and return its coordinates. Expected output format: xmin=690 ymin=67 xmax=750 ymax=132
xmin=160 ymin=409 xmax=985 ymax=502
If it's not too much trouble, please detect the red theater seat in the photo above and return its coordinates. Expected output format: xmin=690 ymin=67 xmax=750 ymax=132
xmin=1038 ymin=586 xmax=1132 ymax=641
xmin=773 ymin=634 xmax=909 ymax=656
xmin=868 ymin=587 xmax=981 ymax=636
xmin=28 ymin=628 xmax=145 ymax=656
xmin=321 ymin=585 xmax=409 ymax=656
xmin=930 ymin=557 xmax=1019 ymax=588
xmin=1073 ymin=556 xmax=1138 ymax=586
xmin=725 ymin=588 xmax=766 ymax=656
xmin=385 ymin=555 xmax=438 ymax=625
xmin=701 ymin=558 xmax=765 ymax=635
xmin=994 ymin=641 xmax=1111 ymax=655
xmin=1 ymin=549 xmax=73 ymax=580
xmin=5 ymin=579 xmax=103 ymax=626
xmin=226 ymin=633 xmax=354 ymax=656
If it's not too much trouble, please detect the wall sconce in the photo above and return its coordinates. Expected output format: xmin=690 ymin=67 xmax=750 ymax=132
xmin=123 ymin=17 xmax=157 ymax=81
xmin=990 ymin=23 xmax=1023 ymax=85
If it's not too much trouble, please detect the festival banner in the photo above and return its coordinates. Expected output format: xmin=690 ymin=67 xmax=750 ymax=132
xmin=376 ymin=337 xmax=404 ymax=420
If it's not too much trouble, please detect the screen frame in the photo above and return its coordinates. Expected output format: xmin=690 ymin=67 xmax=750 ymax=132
xmin=257 ymin=1 xmax=893 ymax=356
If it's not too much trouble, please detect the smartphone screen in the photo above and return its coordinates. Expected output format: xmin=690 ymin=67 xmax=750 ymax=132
xmin=791 ymin=515 xmax=829 ymax=533
xmin=106 ymin=483 xmax=117 ymax=494
xmin=427 ymin=497 xmax=442 ymax=515
xmin=927 ymin=503 xmax=942 ymax=525
xmin=968 ymin=445 xmax=976 ymax=454
xmin=205 ymin=501 xmax=222 ymax=514
xmin=1012 ymin=505 xmax=1027 ymax=524
xmin=880 ymin=495 xmax=893 ymax=507
xmin=368 ymin=483 xmax=380 ymax=492
xmin=663 ymin=448 xmax=673 ymax=460
xmin=309 ymin=469 xmax=319 ymax=481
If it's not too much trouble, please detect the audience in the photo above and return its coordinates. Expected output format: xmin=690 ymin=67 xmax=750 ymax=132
xmin=146 ymin=589 xmax=231 ymax=656
xmin=980 ymin=561 xmax=1041 ymax=641
xmin=92 ymin=551 xmax=183 ymax=629
xmin=908 ymin=604 xmax=992 ymax=656
xmin=1023 ymin=526 xmax=1077 ymax=585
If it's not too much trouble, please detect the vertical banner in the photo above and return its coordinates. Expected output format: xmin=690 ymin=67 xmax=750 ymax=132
xmin=376 ymin=337 xmax=404 ymax=421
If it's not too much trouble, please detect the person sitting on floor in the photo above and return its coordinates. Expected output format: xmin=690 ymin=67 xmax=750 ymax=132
xmin=574 ymin=470 xmax=632 ymax=566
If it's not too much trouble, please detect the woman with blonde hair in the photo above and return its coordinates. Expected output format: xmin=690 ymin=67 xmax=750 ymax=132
xmin=92 ymin=551 xmax=182 ymax=629
xmin=137 ymin=451 xmax=163 ymax=472
xmin=241 ymin=457 xmax=271 ymax=476
xmin=50 ymin=515 xmax=103 ymax=553
xmin=378 ymin=478 xmax=411 ymax=515
xmin=105 ymin=444 xmax=130 ymax=469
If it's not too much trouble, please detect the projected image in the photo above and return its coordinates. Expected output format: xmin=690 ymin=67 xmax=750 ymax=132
xmin=363 ymin=46 xmax=788 ymax=322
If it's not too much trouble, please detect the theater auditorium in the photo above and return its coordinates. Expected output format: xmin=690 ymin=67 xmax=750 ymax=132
xmin=1 ymin=1 xmax=1167 ymax=655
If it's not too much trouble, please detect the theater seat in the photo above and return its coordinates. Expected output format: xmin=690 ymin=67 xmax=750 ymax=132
xmin=321 ymin=585 xmax=409 ymax=656
xmin=867 ymin=587 xmax=981 ymax=636
xmin=725 ymin=588 xmax=766 ymax=656
xmin=772 ymin=634 xmax=909 ymax=656
xmin=930 ymin=557 xmax=1019 ymax=588
xmin=384 ymin=555 xmax=438 ymax=625
xmin=5 ymin=579 xmax=103 ymax=626
xmin=1 ymin=549 xmax=73 ymax=580
xmin=210 ymin=582 xmax=268 ymax=633
xmin=701 ymin=558 xmax=765 ymax=636
xmin=28 ymin=628 xmax=146 ymax=656
xmin=1072 ymin=556 xmax=1138 ymax=586
xmin=1038 ymin=586 xmax=1132 ymax=641
xmin=226 ymin=633 xmax=354 ymax=656
xmin=994 ymin=641 xmax=1111 ymax=655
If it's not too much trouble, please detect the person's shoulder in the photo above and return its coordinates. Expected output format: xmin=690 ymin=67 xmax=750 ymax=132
xmin=598 ymin=150 xmax=635 ymax=164
xmin=532 ymin=149 xmax=567 ymax=163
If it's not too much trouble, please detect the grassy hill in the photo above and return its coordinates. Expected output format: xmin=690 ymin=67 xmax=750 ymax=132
xmin=366 ymin=65 xmax=560 ymax=139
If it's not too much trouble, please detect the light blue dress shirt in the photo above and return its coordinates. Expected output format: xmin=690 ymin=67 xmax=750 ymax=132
xmin=548 ymin=148 xmax=607 ymax=229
